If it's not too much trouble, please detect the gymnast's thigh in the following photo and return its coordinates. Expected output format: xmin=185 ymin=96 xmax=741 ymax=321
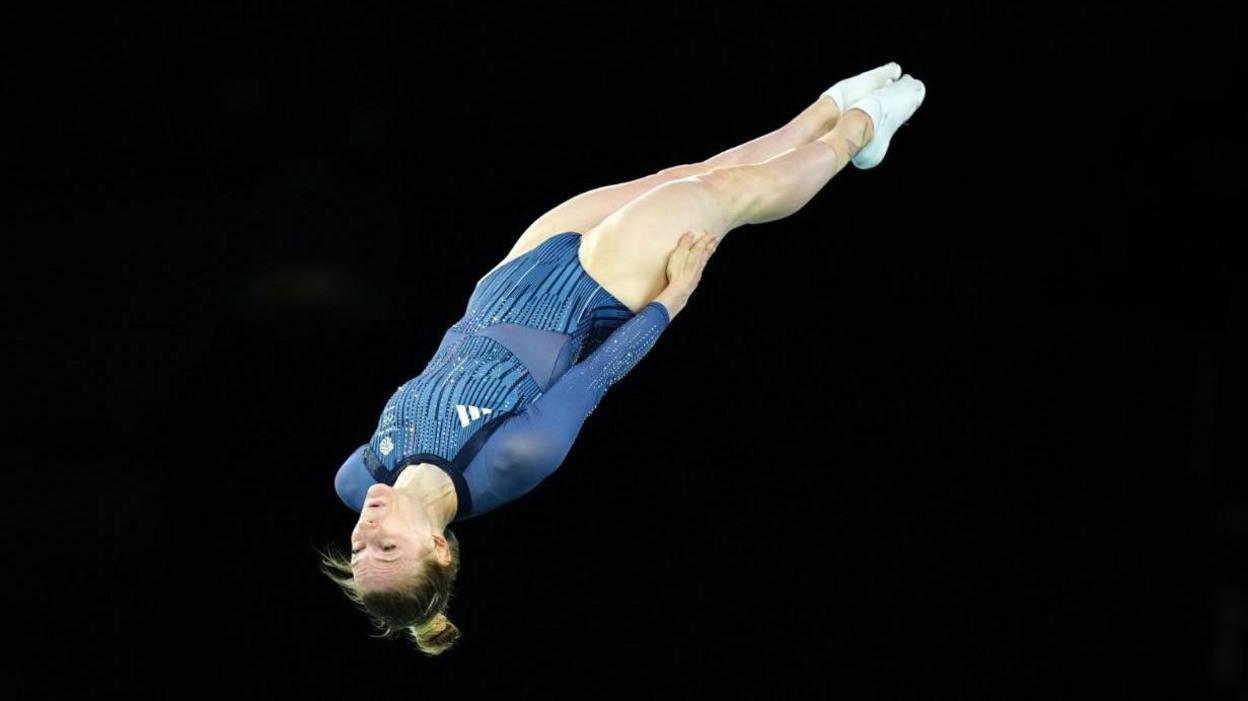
xmin=577 ymin=171 xmax=746 ymax=312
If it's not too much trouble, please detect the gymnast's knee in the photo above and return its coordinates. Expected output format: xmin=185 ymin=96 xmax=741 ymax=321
xmin=658 ymin=162 xmax=713 ymax=180
xmin=685 ymin=166 xmax=765 ymax=229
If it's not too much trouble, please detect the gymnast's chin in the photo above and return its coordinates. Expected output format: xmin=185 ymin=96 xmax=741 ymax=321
xmin=318 ymin=468 xmax=463 ymax=656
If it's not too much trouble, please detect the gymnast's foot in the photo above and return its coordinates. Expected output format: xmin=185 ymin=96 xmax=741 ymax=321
xmin=820 ymin=61 xmax=902 ymax=121
xmin=844 ymin=74 xmax=927 ymax=170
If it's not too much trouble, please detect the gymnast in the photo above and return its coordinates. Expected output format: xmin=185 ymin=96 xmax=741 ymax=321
xmin=319 ymin=62 xmax=926 ymax=655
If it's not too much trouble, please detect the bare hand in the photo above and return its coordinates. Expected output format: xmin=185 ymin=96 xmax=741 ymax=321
xmin=664 ymin=230 xmax=718 ymax=299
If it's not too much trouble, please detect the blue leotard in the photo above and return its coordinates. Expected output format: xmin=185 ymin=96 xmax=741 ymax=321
xmin=334 ymin=232 xmax=671 ymax=523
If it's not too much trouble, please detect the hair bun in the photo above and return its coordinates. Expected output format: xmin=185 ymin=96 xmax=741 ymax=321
xmin=412 ymin=612 xmax=461 ymax=655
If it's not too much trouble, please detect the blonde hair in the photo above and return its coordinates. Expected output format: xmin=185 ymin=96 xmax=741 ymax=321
xmin=317 ymin=527 xmax=463 ymax=656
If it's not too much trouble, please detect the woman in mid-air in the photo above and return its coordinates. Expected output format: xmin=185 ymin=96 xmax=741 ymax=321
xmin=319 ymin=62 xmax=926 ymax=655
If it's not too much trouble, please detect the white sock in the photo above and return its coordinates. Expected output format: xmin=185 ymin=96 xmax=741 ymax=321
xmin=846 ymin=74 xmax=927 ymax=170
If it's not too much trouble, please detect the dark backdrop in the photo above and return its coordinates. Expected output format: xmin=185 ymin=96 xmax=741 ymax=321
xmin=7 ymin=1 xmax=1239 ymax=698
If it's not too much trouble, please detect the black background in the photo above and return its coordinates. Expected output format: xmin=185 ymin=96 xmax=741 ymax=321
xmin=6 ymin=1 xmax=1241 ymax=698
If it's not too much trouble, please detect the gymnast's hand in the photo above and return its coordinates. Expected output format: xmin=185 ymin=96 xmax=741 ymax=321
xmin=654 ymin=230 xmax=718 ymax=321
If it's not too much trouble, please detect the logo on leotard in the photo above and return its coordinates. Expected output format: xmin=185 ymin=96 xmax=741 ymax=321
xmin=379 ymin=436 xmax=394 ymax=456
xmin=455 ymin=404 xmax=494 ymax=428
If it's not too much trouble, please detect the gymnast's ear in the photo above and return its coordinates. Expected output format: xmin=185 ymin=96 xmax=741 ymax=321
xmin=431 ymin=534 xmax=455 ymax=568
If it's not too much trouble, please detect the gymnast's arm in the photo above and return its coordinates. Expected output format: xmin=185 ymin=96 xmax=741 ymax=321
xmin=465 ymin=229 xmax=720 ymax=504
xmin=649 ymin=230 xmax=719 ymax=322
xmin=463 ymin=300 xmax=674 ymax=505
xmin=334 ymin=296 xmax=684 ymax=518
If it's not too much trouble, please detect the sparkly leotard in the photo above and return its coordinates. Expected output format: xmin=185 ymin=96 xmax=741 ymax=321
xmin=334 ymin=232 xmax=671 ymax=522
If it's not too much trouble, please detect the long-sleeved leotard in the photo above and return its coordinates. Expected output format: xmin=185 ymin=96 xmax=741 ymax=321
xmin=334 ymin=232 xmax=671 ymax=523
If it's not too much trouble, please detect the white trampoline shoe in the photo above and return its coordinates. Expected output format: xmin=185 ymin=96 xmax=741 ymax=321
xmin=821 ymin=62 xmax=903 ymax=116
xmin=845 ymin=74 xmax=927 ymax=170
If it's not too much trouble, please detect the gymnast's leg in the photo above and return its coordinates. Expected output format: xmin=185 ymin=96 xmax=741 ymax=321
xmin=578 ymin=110 xmax=875 ymax=307
xmin=578 ymin=75 xmax=926 ymax=309
xmin=691 ymin=66 xmax=897 ymax=172
xmin=514 ymin=64 xmax=902 ymax=246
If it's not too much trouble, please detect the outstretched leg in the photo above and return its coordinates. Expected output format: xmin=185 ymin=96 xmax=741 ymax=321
xmin=578 ymin=110 xmax=875 ymax=312
xmin=739 ymin=108 xmax=875 ymax=226
xmin=696 ymin=94 xmax=847 ymax=170
xmin=518 ymin=62 xmax=901 ymax=250
xmin=503 ymin=94 xmax=844 ymax=261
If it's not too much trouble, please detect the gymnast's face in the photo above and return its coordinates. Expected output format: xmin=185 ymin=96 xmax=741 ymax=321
xmin=350 ymin=483 xmax=439 ymax=591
